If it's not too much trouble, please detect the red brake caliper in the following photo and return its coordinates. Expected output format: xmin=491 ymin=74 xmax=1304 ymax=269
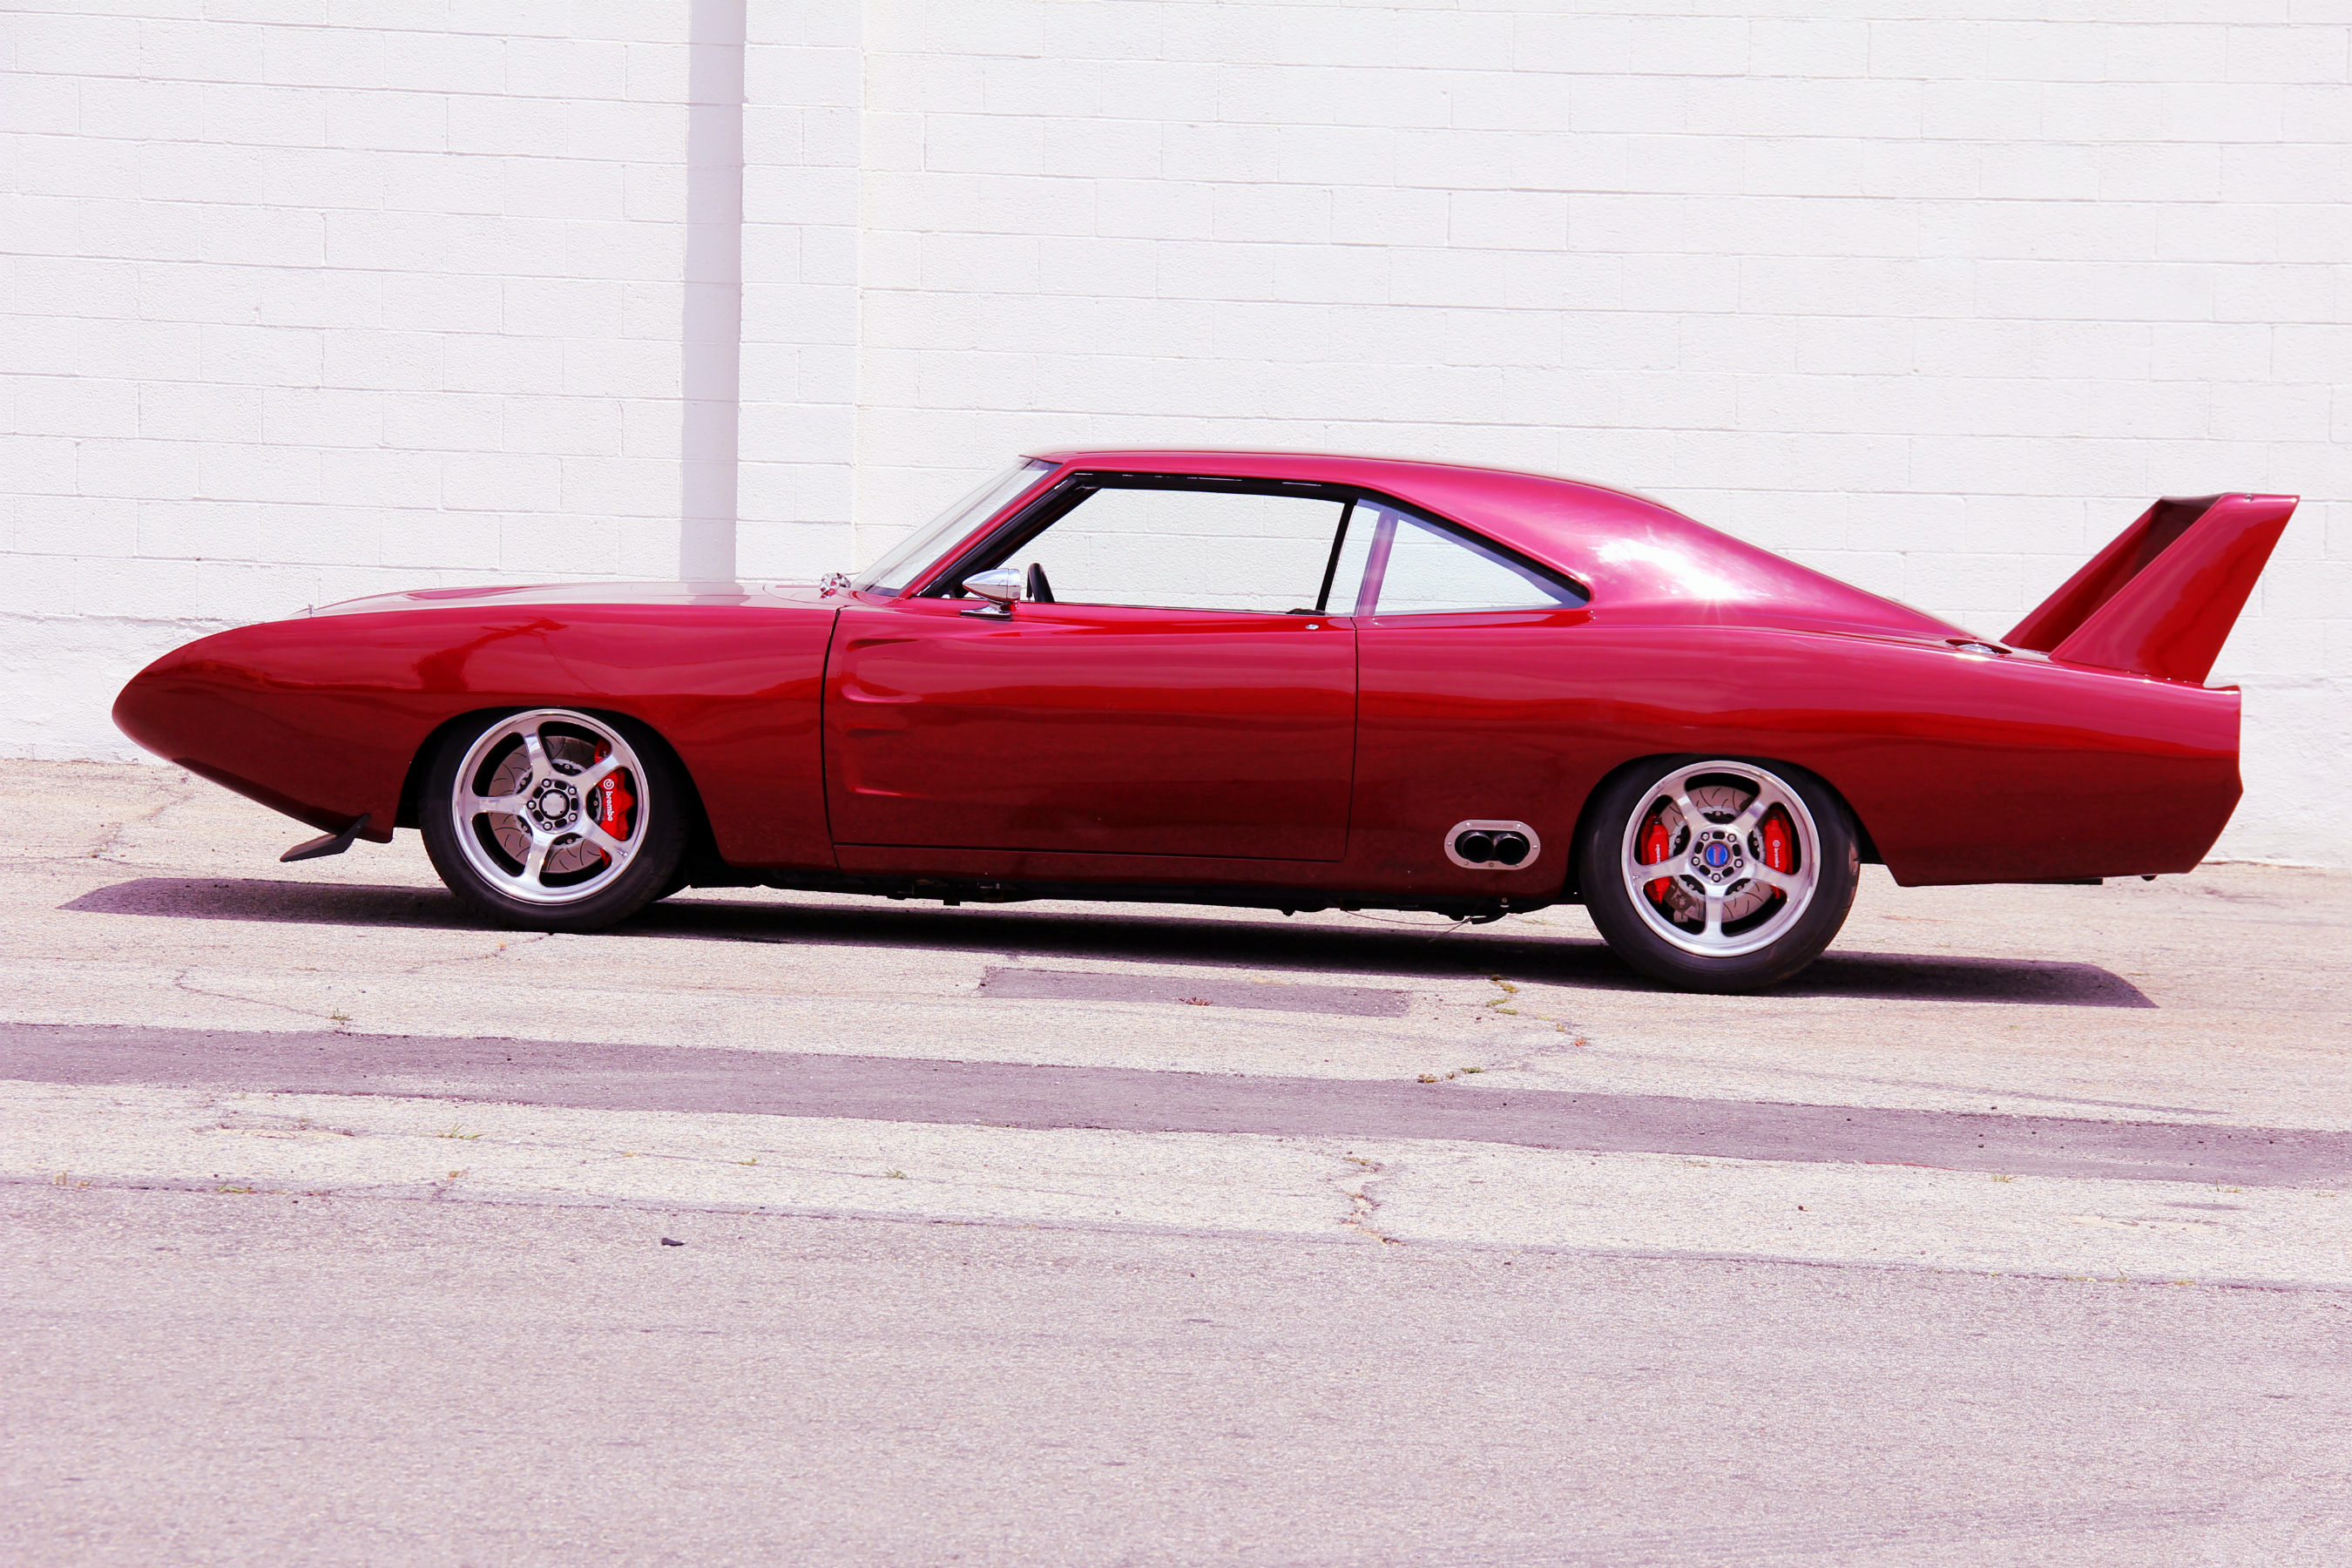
xmin=591 ymin=744 xmax=635 ymax=859
xmin=1640 ymin=816 xmax=1673 ymax=905
xmin=1759 ymin=807 xmax=1794 ymax=896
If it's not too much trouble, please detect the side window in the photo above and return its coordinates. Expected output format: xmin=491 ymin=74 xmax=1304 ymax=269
xmin=1344 ymin=501 xmax=1586 ymax=616
xmin=1004 ymin=484 xmax=1348 ymax=614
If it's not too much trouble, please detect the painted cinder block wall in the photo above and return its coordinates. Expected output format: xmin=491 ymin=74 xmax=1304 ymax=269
xmin=6 ymin=2 xmax=2348 ymax=865
xmin=3 ymin=1 xmax=719 ymax=768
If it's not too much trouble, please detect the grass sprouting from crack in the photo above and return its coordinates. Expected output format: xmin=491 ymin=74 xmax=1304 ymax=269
xmin=1480 ymin=972 xmax=1576 ymax=1034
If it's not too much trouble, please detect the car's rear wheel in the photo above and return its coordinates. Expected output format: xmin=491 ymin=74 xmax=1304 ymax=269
xmin=1577 ymin=756 xmax=1859 ymax=994
xmin=420 ymin=707 xmax=687 ymax=933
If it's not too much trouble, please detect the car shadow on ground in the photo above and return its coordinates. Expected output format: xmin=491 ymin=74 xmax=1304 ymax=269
xmin=64 ymin=875 xmax=2157 ymax=1009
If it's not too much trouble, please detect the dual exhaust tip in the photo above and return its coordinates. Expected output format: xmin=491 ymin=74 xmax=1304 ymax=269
xmin=1446 ymin=820 xmax=1539 ymax=871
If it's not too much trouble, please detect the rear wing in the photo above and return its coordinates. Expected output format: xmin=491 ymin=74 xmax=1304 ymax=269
xmin=2004 ymin=493 xmax=2295 ymax=686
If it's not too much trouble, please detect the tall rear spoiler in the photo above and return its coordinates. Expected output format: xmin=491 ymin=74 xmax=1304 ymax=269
xmin=2004 ymin=493 xmax=2295 ymax=686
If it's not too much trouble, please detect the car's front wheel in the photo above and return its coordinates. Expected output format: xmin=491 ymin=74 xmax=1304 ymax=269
xmin=420 ymin=707 xmax=687 ymax=933
xmin=1576 ymin=756 xmax=1859 ymax=993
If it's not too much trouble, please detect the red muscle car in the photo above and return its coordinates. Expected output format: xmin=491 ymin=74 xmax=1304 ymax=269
xmin=113 ymin=450 xmax=2295 ymax=992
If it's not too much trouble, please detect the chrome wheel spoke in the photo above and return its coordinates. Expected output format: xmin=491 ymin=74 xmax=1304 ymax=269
xmin=574 ymin=754 xmax=624 ymax=792
xmin=577 ymin=821 xmax=628 ymax=859
xmin=1749 ymin=864 xmax=1804 ymax=896
xmin=1729 ymin=786 xmax=1787 ymax=840
xmin=466 ymin=791 xmax=530 ymax=818
xmin=519 ymin=835 xmax=551 ymax=886
xmin=1700 ymin=890 xmax=1726 ymax=943
xmin=1625 ymin=792 xmax=1686 ymax=884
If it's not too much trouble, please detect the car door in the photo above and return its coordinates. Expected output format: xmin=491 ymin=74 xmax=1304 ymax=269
xmin=1341 ymin=500 xmax=1596 ymax=880
xmin=824 ymin=476 xmax=1361 ymax=861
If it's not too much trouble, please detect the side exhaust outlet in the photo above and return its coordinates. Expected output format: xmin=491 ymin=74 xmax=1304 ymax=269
xmin=1447 ymin=820 xmax=1539 ymax=870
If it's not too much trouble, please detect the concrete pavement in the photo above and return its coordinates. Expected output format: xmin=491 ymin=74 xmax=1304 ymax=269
xmin=8 ymin=1187 xmax=2349 ymax=1567
xmin=9 ymin=760 xmax=2350 ymax=1131
xmin=3 ymin=759 xmax=2351 ymax=1563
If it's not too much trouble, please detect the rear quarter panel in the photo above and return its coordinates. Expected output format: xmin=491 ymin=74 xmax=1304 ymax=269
xmin=1355 ymin=618 xmax=2239 ymax=889
xmin=113 ymin=602 xmax=839 ymax=868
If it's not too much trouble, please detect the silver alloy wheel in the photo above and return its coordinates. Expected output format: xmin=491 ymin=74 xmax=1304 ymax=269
xmin=1617 ymin=759 xmax=1821 ymax=959
xmin=450 ymin=709 xmax=650 ymax=906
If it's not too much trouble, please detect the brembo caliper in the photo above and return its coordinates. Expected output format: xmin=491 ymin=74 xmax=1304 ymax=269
xmin=590 ymin=744 xmax=635 ymax=847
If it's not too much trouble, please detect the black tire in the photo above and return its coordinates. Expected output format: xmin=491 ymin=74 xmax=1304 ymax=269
xmin=419 ymin=707 xmax=690 ymax=934
xmin=1576 ymin=756 xmax=1860 ymax=994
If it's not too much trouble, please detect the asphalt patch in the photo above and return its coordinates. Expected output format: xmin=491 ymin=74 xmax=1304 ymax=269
xmin=3 ymin=1023 xmax=2344 ymax=1188
xmin=977 ymin=965 xmax=1410 ymax=1017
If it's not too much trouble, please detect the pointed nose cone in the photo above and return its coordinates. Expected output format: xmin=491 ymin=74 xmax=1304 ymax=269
xmin=112 ymin=641 xmax=205 ymax=767
xmin=112 ymin=625 xmax=377 ymax=836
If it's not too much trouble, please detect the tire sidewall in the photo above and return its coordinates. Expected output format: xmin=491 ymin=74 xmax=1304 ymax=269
xmin=420 ymin=707 xmax=688 ymax=933
xmin=1577 ymin=755 xmax=1860 ymax=994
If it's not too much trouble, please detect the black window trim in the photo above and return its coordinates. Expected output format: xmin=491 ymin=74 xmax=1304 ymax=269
xmin=1348 ymin=497 xmax=1592 ymax=618
xmin=914 ymin=470 xmax=1592 ymax=613
xmin=1313 ymin=497 xmax=1358 ymax=615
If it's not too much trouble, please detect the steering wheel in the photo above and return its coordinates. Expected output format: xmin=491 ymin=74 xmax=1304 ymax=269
xmin=1025 ymin=562 xmax=1056 ymax=604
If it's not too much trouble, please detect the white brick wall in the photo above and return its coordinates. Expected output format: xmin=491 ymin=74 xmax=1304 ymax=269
xmin=3 ymin=0 xmax=708 ymax=759
xmin=7 ymin=0 xmax=2349 ymax=865
xmin=739 ymin=0 xmax=859 ymax=576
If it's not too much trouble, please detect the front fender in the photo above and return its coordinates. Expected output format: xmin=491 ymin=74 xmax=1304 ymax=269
xmin=113 ymin=600 xmax=841 ymax=869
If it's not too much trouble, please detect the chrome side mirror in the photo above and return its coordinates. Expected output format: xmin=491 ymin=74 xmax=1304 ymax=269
xmin=961 ymin=568 xmax=1024 ymax=618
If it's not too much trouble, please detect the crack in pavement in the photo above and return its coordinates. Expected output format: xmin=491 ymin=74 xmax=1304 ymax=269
xmin=396 ymin=931 xmax=552 ymax=976
xmin=1337 ymin=1152 xmax=1401 ymax=1244
xmin=154 ymin=1094 xmax=1220 ymax=1208
xmin=77 ymin=770 xmax=202 ymax=862
xmin=166 ymin=970 xmax=354 ymax=1030
xmin=1476 ymin=970 xmax=1579 ymax=1037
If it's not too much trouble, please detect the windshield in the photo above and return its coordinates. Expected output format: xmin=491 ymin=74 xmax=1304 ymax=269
xmin=854 ymin=459 xmax=1056 ymax=594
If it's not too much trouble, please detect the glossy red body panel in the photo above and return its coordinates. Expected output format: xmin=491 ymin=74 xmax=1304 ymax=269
xmin=825 ymin=596 xmax=1356 ymax=859
xmin=113 ymin=585 xmax=839 ymax=868
xmin=112 ymin=453 xmax=2277 ymax=902
xmin=1350 ymin=618 xmax=2238 ymax=889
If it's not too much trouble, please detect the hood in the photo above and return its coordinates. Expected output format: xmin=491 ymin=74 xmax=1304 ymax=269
xmin=310 ymin=580 xmax=835 ymax=616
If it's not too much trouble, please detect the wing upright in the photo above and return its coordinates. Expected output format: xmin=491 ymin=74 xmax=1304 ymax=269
xmin=2005 ymin=493 xmax=2295 ymax=686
